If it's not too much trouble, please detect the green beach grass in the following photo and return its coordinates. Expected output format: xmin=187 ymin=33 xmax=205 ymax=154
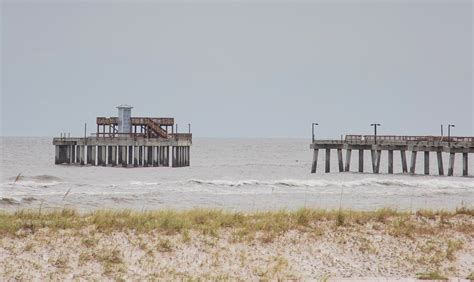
xmin=1 ymin=207 xmax=472 ymax=238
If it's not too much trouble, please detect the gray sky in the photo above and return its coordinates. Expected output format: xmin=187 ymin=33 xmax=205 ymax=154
xmin=1 ymin=1 xmax=473 ymax=138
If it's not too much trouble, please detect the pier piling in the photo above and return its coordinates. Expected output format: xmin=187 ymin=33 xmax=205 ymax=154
xmin=424 ymin=151 xmax=430 ymax=175
xmin=400 ymin=150 xmax=408 ymax=173
xmin=410 ymin=151 xmax=417 ymax=174
xmin=436 ymin=151 xmax=444 ymax=175
xmin=462 ymin=153 xmax=468 ymax=176
xmin=325 ymin=148 xmax=330 ymax=173
xmin=358 ymin=149 xmax=364 ymax=172
xmin=337 ymin=149 xmax=344 ymax=172
xmin=448 ymin=153 xmax=455 ymax=176
xmin=344 ymin=149 xmax=351 ymax=172
xmin=388 ymin=150 xmax=394 ymax=174
xmin=311 ymin=149 xmax=318 ymax=173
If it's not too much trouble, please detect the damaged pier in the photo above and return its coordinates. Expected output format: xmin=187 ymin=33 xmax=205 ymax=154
xmin=310 ymin=135 xmax=473 ymax=176
xmin=53 ymin=105 xmax=192 ymax=168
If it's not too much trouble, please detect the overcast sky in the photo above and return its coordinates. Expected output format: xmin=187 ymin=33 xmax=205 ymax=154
xmin=1 ymin=1 xmax=472 ymax=138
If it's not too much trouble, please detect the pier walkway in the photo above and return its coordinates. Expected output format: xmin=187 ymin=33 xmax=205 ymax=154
xmin=310 ymin=135 xmax=474 ymax=176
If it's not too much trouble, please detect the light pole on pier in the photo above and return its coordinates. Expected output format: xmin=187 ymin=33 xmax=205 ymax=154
xmin=448 ymin=124 xmax=455 ymax=145
xmin=312 ymin=123 xmax=319 ymax=143
xmin=370 ymin=123 xmax=381 ymax=144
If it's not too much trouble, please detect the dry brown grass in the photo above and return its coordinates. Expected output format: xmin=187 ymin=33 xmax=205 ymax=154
xmin=0 ymin=207 xmax=472 ymax=243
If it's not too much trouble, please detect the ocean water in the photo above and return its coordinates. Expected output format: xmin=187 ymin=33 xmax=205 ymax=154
xmin=1 ymin=137 xmax=473 ymax=212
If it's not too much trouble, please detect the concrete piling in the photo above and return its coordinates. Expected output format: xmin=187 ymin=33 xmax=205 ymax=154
xmin=462 ymin=152 xmax=468 ymax=176
xmin=91 ymin=146 xmax=96 ymax=166
xmin=400 ymin=150 xmax=408 ymax=173
xmin=311 ymin=149 xmax=318 ymax=173
xmin=128 ymin=146 xmax=133 ymax=166
xmin=86 ymin=146 xmax=92 ymax=165
xmin=111 ymin=146 xmax=117 ymax=166
xmin=97 ymin=146 xmax=102 ymax=165
xmin=375 ymin=150 xmax=381 ymax=173
xmin=358 ymin=149 xmax=364 ymax=173
xmin=325 ymin=148 xmax=330 ymax=173
xmin=388 ymin=150 xmax=393 ymax=174
xmin=448 ymin=153 xmax=455 ymax=176
xmin=371 ymin=150 xmax=376 ymax=173
xmin=436 ymin=151 xmax=444 ymax=176
xmin=337 ymin=149 xmax=343 ymax=172
xmin=410 ymin=151 xmax=417 ymax=174
xmin=344 ymin=149 xmax=351 ymax=172
xmin=121 ymin=146 xmax=127 ymax=167
xmin=424 ymin=151 xmax=429 ymax=175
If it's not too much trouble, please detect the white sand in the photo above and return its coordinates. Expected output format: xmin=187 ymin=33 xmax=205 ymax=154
xmin=1 ymin=218 xmax=473 ymax=280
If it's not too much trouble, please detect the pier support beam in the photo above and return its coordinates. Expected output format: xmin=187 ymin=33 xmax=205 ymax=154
xmin=110 ymin=146 xmax=117 ymax=166
xmin=157 ymin=146 xmax=161 ymax=167
xmin=187 ymin=146 xmax=190 ymax=166
xmin=97 ymin=146 xmax=104 ymax=166
xmin=55 ymin=146 xmax=60 ymax=164
xmin=128 ymin=146 xmax=133 ymax=166
xmin=86 ymin=146 xmax=92 ymax=165
xmin=102 ymin=146 xmax=107 ymax=166
xmin=424 ymin=151 xmax=430 ymax=175
xmin=437 ymin=151 xmax=444 ymax=176
xmin=375 ymin=150 xmax=381 ymax=173
xmin=337 ymin=149 xmax=343 ymax=172
xmin=344 ymin=149 xmax=351 ymax=172
xmin=462 ymin=153 xmax=468 ymax=176
xmin=400 ymin=150 xmax=408 ymax=173
xmin=152 ymin=146 xmax=158 ymax=167
xmin=358 ymin=149 xmax=364 ymax=173
xmin=388 ymin=150 xmax=393 ymax=174
xmin=69 ymin=145 xmax=75 ymax=164
xmin=325 ymin=148 xmax=331 ymax=173
xmin=139 ymin=146 xmax=144 ymax=166
xmin=134 ymin=146 xmax=139 ymax=167
xmin=90 ymin=146 xmax=96 ymax=166
xmin=79 ymin=146 xmax=85 ymax=165
xmin=410 ymin=151 xmax=417 ymax=174
xmin=448 ymin=153 xmax=455 ymax=176
xmin=177 ymin=147 xmax=181 ymax=167
xmin=311 ymin=149 xmax=318 ymax=173
xmin=121 ymin=146 xmax=127 ymax=167
xmin=144 ymin=146 xmax=149 ymax=167
xmin=371 ymin=150 xmax=376 ymax=173
xmin=172 ymin=146 xmax=177 ymax=167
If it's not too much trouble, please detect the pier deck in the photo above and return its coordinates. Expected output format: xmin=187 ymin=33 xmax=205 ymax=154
xmin=310 ymin=135 xmax=474 ymax=176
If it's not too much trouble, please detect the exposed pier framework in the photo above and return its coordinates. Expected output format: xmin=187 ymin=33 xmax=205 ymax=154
xmin=54 ymin=136 xmax=191 ymax=168
xmin=53 ymin=105 xmax=192 ymax=168
xmin=311 ymin=135 xmax=473 ymax=176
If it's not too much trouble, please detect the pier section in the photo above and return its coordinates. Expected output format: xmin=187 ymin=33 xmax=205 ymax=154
xmin=53 ymin=105 xmax=192 ymax=168
xmin=53 ymin=134 xmax=192 ymax=168
xmin=310 ymin=135 xmax=473 ymax=176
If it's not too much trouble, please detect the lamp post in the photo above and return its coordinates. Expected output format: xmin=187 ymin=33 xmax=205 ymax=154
xmin=370 ymin=123 xmax=381 ymax=144
xmin=448 ymin=124 xmax=455 ymax=145
xmin=312 ymin=123 xmax=319 ymax=142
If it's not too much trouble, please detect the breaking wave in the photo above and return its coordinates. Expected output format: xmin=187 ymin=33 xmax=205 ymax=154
xmin=188 ymin=178 xmax=474 ymax=189
xmin=5 ymin=174 xmax=64 ymax=188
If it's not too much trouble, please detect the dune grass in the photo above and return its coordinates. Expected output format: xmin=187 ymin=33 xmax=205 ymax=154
xmin=0 ymin=207 xmax=472 ymax=239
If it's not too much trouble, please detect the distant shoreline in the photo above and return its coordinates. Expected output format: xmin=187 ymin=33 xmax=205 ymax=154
xmin=1 ymin=208 xmax=473 ymax=280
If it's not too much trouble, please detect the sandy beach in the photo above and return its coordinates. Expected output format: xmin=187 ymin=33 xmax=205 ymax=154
xmin=1 ymin=208 xmax=473 ymax=280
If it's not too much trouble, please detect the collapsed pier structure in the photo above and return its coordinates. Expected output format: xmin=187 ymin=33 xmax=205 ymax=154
xmin=53 ymin=105 xmax=192 ymax=168
xmin=311 ymin=135 xmax=473 ymax=176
